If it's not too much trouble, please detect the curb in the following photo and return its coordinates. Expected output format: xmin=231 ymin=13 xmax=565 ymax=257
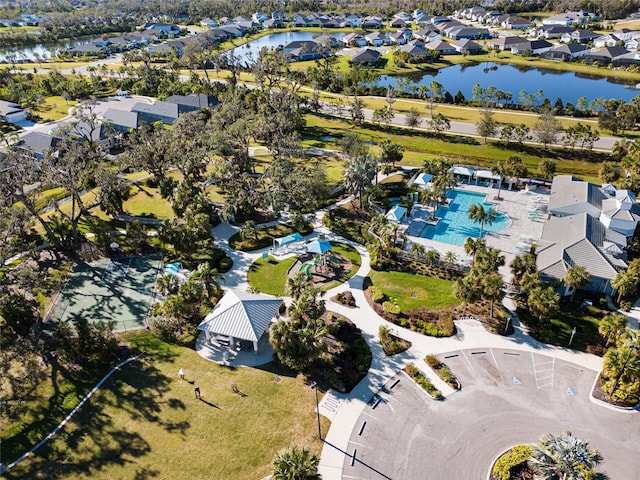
xmin=588 ymin=373 xmax=640 ymax=413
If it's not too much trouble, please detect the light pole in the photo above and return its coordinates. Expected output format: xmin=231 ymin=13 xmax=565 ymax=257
xmin=310 ymin=381 xmax=322 ymax=440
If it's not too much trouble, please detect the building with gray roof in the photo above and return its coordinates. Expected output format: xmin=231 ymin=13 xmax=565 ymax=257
xmin=165 ymin=94 xmax=219 ymax=113
xmin=102 ymin=109 xmax=141 ymax=131
xmin=131 ymin=101 xmax=180 ymax=125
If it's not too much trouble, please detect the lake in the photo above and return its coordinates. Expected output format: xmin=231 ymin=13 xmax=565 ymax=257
xmin=376 ymin=62 xmax=640 ymax=106
xmin=228 ymin=31 xmax=342 ymax=65
xmin=0 ymin=37 xmax=101 ymax=62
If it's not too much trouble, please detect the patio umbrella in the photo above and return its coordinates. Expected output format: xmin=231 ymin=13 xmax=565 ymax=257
xmin=306 ymin=239 xmax=331 ymax=254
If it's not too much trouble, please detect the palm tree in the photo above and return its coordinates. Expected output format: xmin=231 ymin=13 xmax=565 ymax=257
xmin=475 ymin=246 xmax=505 ymax=275
xmin=599 ymin=313 xmax=629 ymax=347
xmin=468 ymin=203 xmax=498 ymax=238
xmin=424 ymin=249 xmax=440 ymax=267
xmin=491 ymin=160 xmax=509 ymax=200
xmin=444 ymin=251 xmax=457 ymax=268
xmin=510 ymin=254 xmax=537 ymax=287
xmin=464 ymin=237 xmax=486 ymax=265
xmin=602 ymin=336 xmax=640 ymax=399
xmin=190 ymin=263 xmax=224 ymax=302
xmin=528 ymin=286 xmax=559 ymax=323
xmin=343 ymin=154 xmax=378 ymax=207
xmin=411 ymin=243 xmax=426 ymax=260
xmin=156 ymin=274 xmax=180 ymax=297
xmin=563 ymin=265 xmax=590 ymax=302
xmin=529 ymin=432 xmax=601 ymax=480
xmin=482 ymin=272 xmax=504 ymax=318
xmin=453 ymin=276 xmax=479 ymax=318
xmin=611 ymin=270 xmax=638 ymax=304
xmin=272 ymin=445 xmax=321 ymax=480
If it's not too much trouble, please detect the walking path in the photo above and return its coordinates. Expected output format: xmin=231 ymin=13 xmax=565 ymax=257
xmin=201 ymin=195 xmax=630 ymax=479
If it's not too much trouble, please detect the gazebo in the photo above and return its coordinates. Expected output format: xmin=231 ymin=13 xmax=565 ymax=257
xmin=413 ymin=173 xmax=433 ymax=188
xmin=475 ymin=169 xmax=501 ymax=187
xmin=450 ymin=166 xmax=473 ymax=184
xmin=385 ymin=205 xmax=407 ymax=223
xmin=198 ymin=290 xmax=283 ymax=354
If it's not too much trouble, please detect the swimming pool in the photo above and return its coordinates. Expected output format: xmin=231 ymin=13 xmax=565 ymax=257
xmin=420 ymin=190 xmax=510 ymax=246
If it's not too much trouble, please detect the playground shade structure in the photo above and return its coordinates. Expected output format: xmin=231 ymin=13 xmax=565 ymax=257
xmin=306 ymin=239 xmax=332 ymax=254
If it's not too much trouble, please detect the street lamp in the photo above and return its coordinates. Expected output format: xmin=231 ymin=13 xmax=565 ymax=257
xmin=310 ymin=381 xmax=322 ymax=440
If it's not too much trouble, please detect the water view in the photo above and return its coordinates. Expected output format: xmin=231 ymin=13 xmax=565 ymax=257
xmin=0 ymin=37 xmax=103 ymax=63
xmin=376 ymin=63 xmax=640 ymax=106
xmin=228 ymin=31 xmax=342 ymax=65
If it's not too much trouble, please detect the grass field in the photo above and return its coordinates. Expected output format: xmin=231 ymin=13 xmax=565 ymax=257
xmin=247 ymin=255 xmax=298 ymax=296
xmin=124 ymin=184 xmax=174 ymax=219
xmin=368 ymin=270 xmax=457 ymax=311
xmin=32 ymin=96 xmax=77 ymax=121
xmin=2 ymin=332 xmax=326 ymax=480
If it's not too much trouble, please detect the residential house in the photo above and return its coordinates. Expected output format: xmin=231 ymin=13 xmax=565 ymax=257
xmin=342 ymin=33 xmax=367 ymax=47
xmin=625 ymin=38 xmax=640 ymax=51
xmin=271 ymin=11 xmax=288 ymax=22
xmin=262 ymin=18 xmax=284 ymax=29
xmin=414 ymin=14 xmax=433 ymax=26
xmin=398 ymin=27 xmax=413 ymax=39
xmin=560 ymin=29 xmax=599 ymax=43
xmin=146 ymin=23 xmax=181 ymax=36
xmin=444 ymin=25 xmax=491 ymax=40
xmin=365 ymin=32 xmax=388 ymax=47
xmin=542 ymin=10 xmax=597 ymax=26
xmin=389 ymin=31 xmax=408 ymax=45
xmin=200 ymin=18 xmax=219 ymax=27
xmin=166 ymin=93 xmax=219 ymax=112
xmin=501 ymin=16 xmax=530 ymax=29
xmin=351 ymin=48 xmax=382 ymax=65
xmin=101 ymin=109 xmax=140 ymax=132
xmin=431 ymin=16 xmax=452 ymax=25
xmin=424 ymin=39 xmax=458 ymax=55
xmin=414 ymin=28 xmax=437 ymax=41
xmin=594 ymin=34 xmax=622 ymax=48
xmin=147 ymin=39 xmax=188 ymax=56
xmin=389 ymin=18 xmax=406 ymax=28
xmin=252 ymin=12 xmax=269 ymax=23
xmin=66 ymin=42 xmax=106 ymax=56
xmin=0 ymin=100 xmax=27 ymax=124
xmin=510 ymin=39 xmax=553 ymax=55
xmin=584 ymin=46 xmax=630 ymax=65
xmin=398 ymin=43 xmax=432 ymax=62
xmin=219 ymin=24 xmax=244 ymax=37
xmin=614 ymin=51 xmax=640 ymax=66
xmin=362 ymin=16 xmax=383 ymax=29
xmin=65 ymin=120 xmax=116 ymax=151
xmin=282 ymin=40 xmax=327 ymax=61
xmin=536 ymin=213 xmax=627 ymax=295
xmin=413 ymin=9 xmax=426 ymax=19
xmin=487 ymin=36 xmax=525 ymax=51
xmin=394 ymin=12 xmax=412 ymax=22
xmin=131 ymin=101 xmax=180 ymax=125
xmin=536 ymin=25 xmax=573 ymax=39
xmin=610 ymin=29 xmax=637 ymax=42
xmin=343 ymin=14 xmax=362 ymax=28
xmin=543 ymin=43 xmax=590 ymax=60
xmin=14 ymin=132 xmax=60 ymax=160
xmin=451 ymin=38 xmax=483 ymax=54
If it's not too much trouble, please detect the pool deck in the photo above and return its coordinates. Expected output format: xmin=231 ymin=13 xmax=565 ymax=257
xmin=406 ymin=183 xmax=547 ymax=283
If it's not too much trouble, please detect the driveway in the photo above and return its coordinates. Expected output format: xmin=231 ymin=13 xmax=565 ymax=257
xmin=341 ymin=348 xmax=639 ymax=480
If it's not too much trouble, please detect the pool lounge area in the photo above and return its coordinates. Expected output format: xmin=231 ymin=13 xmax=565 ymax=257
xmin=404 ymin=184 xmax=548 ymax=282
xmin=418 ymin=190 xmax=511 ymax=246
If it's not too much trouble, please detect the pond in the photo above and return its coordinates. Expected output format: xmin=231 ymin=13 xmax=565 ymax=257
xmin=375 ymin=62 xmax=640 ymax=106
xmin=228 ymin=31 xmax=342 ymax=65
xmin=0 ymin=37 xmax=105 ymax=62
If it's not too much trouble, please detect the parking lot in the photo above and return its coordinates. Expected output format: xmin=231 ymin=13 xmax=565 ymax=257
xmin=342 ymin=348 xmax=639 ymax=480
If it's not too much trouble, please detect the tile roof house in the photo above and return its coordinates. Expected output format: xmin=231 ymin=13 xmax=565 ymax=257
xmin=424 ymin=39 xmax=457 ymax=55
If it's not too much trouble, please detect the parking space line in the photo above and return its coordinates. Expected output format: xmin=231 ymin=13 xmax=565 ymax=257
xmin=460 ymin=350 xmax=475 ymax=370
xmin=361 ymin=411 xmax=382 ymax=422
xmin=348 ymin=440 xmax=367 ymax=448
xmin=490 ymin=349 xmax=500 ymax=369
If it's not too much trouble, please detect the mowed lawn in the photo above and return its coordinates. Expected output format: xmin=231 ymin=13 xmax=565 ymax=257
xmin=247 ymin=255 xmax=298 ymax=296
xmin=368 ymin=270 xmax=457 ymax=311
xmin=5 ymin=333 xmax=325 ymax=480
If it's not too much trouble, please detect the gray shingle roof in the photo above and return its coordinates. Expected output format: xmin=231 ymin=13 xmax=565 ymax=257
xmin=0 ymin=100 xmax=23 ymax=116
xmin=537 ymin=213 xmax=627 ymax=282
xmin=165 ymin=94 xmax=219 ymax=112
xmin=102 ymin=108 xmax=140 ymax=130
xmin=198 ymin=290 xmax=283 ymax=342
xmin=15 ymin=131 xmax=60 ymax=156
xmin=548 ymin=175 xmax=606 ymax=213
xmin=132 ymin=101 xmax=179 ymax=123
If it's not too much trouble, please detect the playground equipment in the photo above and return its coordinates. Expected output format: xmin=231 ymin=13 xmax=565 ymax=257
xmin=299 ymin=255 xmax=321 ymax=279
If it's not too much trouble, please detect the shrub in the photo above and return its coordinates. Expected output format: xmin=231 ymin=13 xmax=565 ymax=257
xmin=369 ymin=286 xmax=386 ymax=303
xmin=351 ymin=336 xmax=372 ymax=374
xmin=620 ymin=300 xmax=632 ymax=311
xmin=491 ymin=445 xmax=532 ymax=480
xmin=403 ymin=362 xmax=442 ymax=399
xmin=336 ymin=291 xmax=356 ymax=307
xmin=382 ymin=301 xmax=401 ymax=315
xmin=378 ymin=325 xmax=411 ymax=356
xmin=425 ymin=354 xmax=439 ymax=368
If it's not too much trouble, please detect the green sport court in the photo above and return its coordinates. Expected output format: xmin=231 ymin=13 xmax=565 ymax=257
xmin=48 ymin=253 xmax=163 ymax=331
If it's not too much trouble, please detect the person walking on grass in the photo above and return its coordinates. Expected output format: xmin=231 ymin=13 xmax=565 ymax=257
xmin=178 ymin=368 xmax=184 ymax=380
xmin=194 ymin=387 xmax=201 ymax=399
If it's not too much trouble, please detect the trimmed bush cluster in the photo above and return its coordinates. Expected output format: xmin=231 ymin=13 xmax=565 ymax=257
xmin=425 ymin=354 xmax=460 ymax=390
xmin=491 ymin=445 xmax=532 ymax=480
xmin=378 ymin=325 xmax=411 ymax=356
xmin=369 ymin=286 xmax=386 ymax=303
xmin=382 ymin=301 xmax=401 ymax=315
xmin=403 ymin=362 xmax=442 ymax=399
xmin=336 ymin=291 xmax=356 ymax=307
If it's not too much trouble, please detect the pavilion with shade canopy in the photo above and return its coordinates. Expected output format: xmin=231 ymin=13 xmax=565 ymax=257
xmin=198 ymin=289 xmax=283 ymax=354
xmin=273 ymin=232 xmax=303 ymax=251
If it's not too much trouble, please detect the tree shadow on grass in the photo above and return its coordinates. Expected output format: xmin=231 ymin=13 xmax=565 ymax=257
xmin=3 ymin=353 xmax=188 ymax=479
